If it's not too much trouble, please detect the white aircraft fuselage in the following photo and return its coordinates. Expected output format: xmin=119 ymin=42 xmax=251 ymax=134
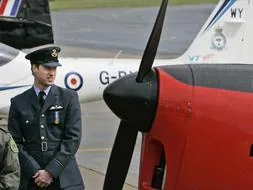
xmin=0 ymin=47 xmax=173 ymax=116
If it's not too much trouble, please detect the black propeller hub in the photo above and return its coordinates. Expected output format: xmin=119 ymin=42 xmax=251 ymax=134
xmin=103 ymin=70 xmax=158 ymax=132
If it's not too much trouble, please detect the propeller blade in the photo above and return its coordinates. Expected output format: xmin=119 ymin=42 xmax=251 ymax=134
xmin=136 ymin=0 xmax=168 ymax=82
xmin=103 ymin=1 xmax=167 ymax=189
xmin=103 ymin=120 xmax=138 ymax=190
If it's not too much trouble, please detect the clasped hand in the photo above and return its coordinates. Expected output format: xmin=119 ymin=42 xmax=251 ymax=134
xmin=33 ymin=170 xmax=54 ymax=187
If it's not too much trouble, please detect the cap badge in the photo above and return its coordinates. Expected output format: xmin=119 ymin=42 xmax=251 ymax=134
xmin=51 ymin=49 xmax=58 ymax=58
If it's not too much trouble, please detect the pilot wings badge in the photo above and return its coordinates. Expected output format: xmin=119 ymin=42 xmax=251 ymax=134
xmin=49 ymin=105 xmax=63 ymax=111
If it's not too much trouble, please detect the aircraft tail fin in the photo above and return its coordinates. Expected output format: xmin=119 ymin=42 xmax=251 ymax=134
xmin=181 ymin=0 xmax=252 ymax=64
xmin=0 ymin=0 xmax=54 ymax=49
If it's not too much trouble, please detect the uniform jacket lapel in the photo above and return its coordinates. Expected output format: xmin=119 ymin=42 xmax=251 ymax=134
xmin=26 ymin=87 xmax=40 ymax=111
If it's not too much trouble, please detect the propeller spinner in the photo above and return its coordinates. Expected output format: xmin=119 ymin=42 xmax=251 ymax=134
xmin=103 ymin=0 xmax=168 ymax=189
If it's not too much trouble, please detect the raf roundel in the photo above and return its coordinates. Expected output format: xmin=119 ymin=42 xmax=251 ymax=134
xmin=64 ymin=72 xmax=83 ymax=91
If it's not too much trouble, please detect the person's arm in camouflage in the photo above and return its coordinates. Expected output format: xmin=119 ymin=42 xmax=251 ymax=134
xmin=0 ymin=130 xmax=20 ymax=190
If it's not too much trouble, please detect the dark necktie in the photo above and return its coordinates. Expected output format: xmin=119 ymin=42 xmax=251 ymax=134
xmin=38 ymin=91 xmax=46 ymax=108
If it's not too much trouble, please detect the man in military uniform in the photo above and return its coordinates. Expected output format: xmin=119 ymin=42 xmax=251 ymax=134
xmin=0 ymin=127 xmax=20 ymax=189
xmin=8 ymin=46 xmax=84 ymax=189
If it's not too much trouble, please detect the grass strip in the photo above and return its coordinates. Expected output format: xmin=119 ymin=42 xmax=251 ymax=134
xmin=49 ymin=0 xmax=218 ymax=11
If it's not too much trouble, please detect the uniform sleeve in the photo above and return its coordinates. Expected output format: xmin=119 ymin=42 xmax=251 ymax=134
xmin=45 ymin=91 xmax=82 ymax=178
xmin=8 ymin=99 xmax=41 ymax=178
xmin=0 ymin=133 xmax=20 ymax=190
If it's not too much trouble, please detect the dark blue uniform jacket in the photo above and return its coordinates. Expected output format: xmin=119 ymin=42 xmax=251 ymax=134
xmin=8 ymin=85 xmax=84 ymax=189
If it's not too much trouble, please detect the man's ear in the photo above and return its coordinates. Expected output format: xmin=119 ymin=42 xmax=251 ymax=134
xmin=31 ymin=64 xmax=39 ymax=74
xmin=31 ymin=64 xmax=35 ymax=72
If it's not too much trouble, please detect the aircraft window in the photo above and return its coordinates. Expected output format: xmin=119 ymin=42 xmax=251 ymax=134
xmin=0 ymin=43 xmax=19 ymax=66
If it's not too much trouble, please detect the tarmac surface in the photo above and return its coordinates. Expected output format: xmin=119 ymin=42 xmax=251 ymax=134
xmin=51 ymin=4 xmax=214 ymax=58
xmin=77 ymin=101 xmax=140 ymax=189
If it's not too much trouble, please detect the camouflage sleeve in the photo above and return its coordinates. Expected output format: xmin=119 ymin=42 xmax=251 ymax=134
xmin=0 ymin=132 xmax=20 ymax=190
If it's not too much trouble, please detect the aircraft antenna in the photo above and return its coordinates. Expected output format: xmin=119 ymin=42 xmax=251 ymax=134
xmin=110 ymin=50 xmax=122 ymax=65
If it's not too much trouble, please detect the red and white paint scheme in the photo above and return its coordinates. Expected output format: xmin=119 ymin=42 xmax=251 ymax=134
xmin=139 ymin=64 xmax=253 ymax=189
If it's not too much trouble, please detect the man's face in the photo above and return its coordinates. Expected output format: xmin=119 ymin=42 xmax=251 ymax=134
xmin=32 ymin=64 xmax=57 ymax=89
